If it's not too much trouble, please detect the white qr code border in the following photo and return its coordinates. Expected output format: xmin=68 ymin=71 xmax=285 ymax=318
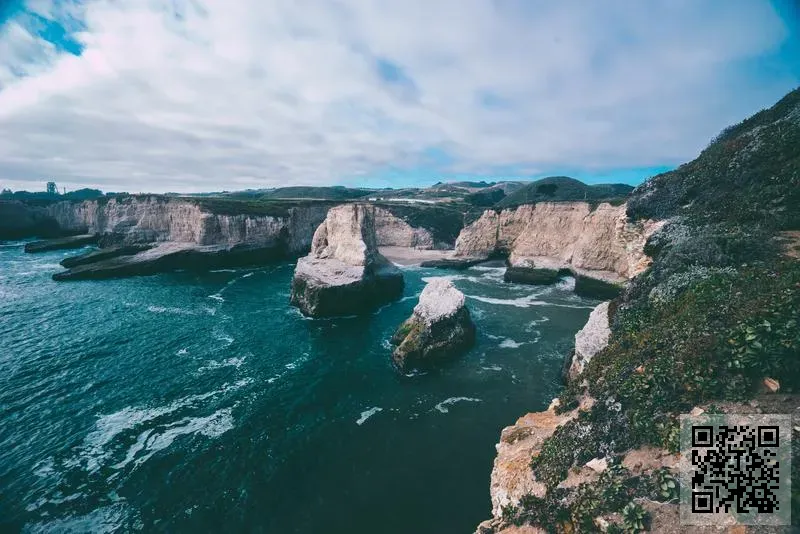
xmin=679 ymin=414 xmax=792 ymax=526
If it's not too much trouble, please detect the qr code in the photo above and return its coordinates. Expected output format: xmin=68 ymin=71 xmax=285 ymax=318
xmin=679 ymin=414 xmax=791 ymax=526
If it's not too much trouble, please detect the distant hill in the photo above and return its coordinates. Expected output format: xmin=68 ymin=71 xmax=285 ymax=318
xmin=260 ymin=186 xmax=374 ymax=200
xmin=495 ymin=176 xmax=634 ymax=208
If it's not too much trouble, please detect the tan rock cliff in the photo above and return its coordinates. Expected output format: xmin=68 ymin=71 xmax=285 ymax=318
xmin=455 ymin=202 xmax=663 ymax=281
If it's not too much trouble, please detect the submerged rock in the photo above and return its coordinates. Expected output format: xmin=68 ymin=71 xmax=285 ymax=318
xmin=24 ymin=234 xmax=99 ymax=253
xmin=290 ymin=204 xmax=404 ymax=317
xmin=390 ymin=278 xmax=476 ymax=371
xmin=568 ymin=301 xmax=611 ymax=380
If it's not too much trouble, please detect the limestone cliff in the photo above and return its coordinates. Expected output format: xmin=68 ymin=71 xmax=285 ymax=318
xmin=455 ymin=202 xmax=663 ymax=281
xmin=568 ymin=301 xmax=610 ymax=381
xmin=46 ymin=196 xmax=329 ymax=255
xmin=374 ymin=206 xmax=435 ymax=249
xmin=290 ymin=204 xmax=404 ymax=317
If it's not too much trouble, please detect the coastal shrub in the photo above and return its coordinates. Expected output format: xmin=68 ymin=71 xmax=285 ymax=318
xmin=620 ymin=502 xmax=649 ymax=533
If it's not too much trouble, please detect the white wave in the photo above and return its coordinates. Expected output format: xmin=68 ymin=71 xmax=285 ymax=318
xmin=527 ymin=317 xmax=550 ymax=328
xmin=499 ymin=339 xmax=524 ymax=349
xmin=75 ymin=381 xmax=246 ymax=474
xmin=556 ymin=277 xmax=576 ymax=291
xmin=481 ymin=364 xmax=503 ymax=372
xmin=403 ymin=369 xmax=428 ymax=378
xmin=198 ymin=356 xmax=246 ymax=372
xmin=213 ymin=330 xmax=234 ymax=346
xmin=485 ymin=333 xmax=504 ymax=340
xmin=466 ymin=293 xmax=594 ymax=309
xmin=398 ymin=294 xmax=420 ymax=302
xmin=176 ymin=348 xmax=188 ymax=356
xmin=208 ymin=294 xmax=225 ymax=302
xmin=242 ymin=272 xmax=254 ymax=278
xmin=434 ymin=397 xmax=482 ymax=413
xmin=422 ymin=274 xmax=471 ymax=284
xmin=381 ymin=339 xmax=393 ymax=350
xmin=111 ymin=408 xmax=234 ymax=471
xmin=210 ymin=269 xmax=237 ymax=273
xmin=147 ymin=305 xmax=196 ymax=316
xmin=356 ymin=407 xmax=383 ymax=425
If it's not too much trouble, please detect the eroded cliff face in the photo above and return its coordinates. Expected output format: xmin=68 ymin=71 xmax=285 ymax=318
xmin=374 ymin=206 xmax=435 ymax=249
xmin=46 ymin=197 xmax=437 ymax=256
xmin=455 ymin=202 xmax=663 ymax=281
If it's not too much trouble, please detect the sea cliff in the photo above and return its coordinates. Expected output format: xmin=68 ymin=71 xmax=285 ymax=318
xmin=474 ymin=87 xmax=800 ymax=533
xmin=455 ymin=201 xmax=663 ymax=282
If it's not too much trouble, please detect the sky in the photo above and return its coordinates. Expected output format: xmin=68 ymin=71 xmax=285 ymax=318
xmin=0 ymin=0 xmax=798 ymax=194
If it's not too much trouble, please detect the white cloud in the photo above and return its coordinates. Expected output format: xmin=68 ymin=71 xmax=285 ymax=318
xmin=0 ymin=0 xmax=795 ymax=192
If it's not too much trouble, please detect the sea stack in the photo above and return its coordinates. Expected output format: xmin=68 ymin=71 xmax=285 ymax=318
xmin=391 ymin=277 xmax=476 ymax=371
xmin=290 ymin=204 xmax=404 ymax=317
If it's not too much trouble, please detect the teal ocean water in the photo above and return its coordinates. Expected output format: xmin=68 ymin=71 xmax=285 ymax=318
xmin=0 ymin=242 xmax=598 ymax=533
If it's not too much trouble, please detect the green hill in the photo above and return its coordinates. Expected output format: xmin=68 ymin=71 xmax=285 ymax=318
xmin=495 ymin=176 xmax=633 ymax=208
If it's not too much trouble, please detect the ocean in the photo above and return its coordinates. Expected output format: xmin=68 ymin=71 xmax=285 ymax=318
xmin=0 ymin=242 xmax=597 ymax=533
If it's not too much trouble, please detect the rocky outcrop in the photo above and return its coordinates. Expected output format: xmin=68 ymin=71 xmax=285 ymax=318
xmin=486 ymin=397 xmax=593 ymax=522
xmin=568 ymin=301 xmax=611 ymax=380
xmin=374 ymin=206 xmax=435 ymax=249
xmin=290 ymin=204 xmax=404 ymax=317
xmin=24 ymin=234 xmax=99 ymax=253
xmin=390 ymin=278 xmax=476 ymax=371
xmin=0 ymin=201 xmax=61 ymax=240
xmin=455 ymin=202 xmax=663 ymax=282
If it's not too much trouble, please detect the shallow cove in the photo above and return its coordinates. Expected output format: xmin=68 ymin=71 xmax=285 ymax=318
xmin=0 ymin=243 xmax=598 ymax=533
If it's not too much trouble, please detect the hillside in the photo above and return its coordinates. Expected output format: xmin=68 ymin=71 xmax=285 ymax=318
xmin=495 ymin=176 xmax=633 ymax=209
xmin=486 ymin=87 xmax=800 ymax=533
xmin=628 ymin=87 xmax=800 ymax=229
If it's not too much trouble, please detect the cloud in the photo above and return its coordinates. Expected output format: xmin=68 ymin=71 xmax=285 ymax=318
xmin=0 ymin=0 xmax=796 ymax=192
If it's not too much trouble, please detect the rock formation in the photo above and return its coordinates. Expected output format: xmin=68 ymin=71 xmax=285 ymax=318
xmin=290 ymin=204 xmax=404 ymax=317
xmin=374 ymin=206 xmax=434 ymax=249
xmin=485 ymin=397 xmax=593 ymax=521
xmin=454 ymin=202 xmax=663 ymax=283
xmin=567 ymin=301 xmax=611 ymax=380
xmin=0 ymin=201 xmax=61 ymax=240
xmin=390 ymin=277 xmax=476 ymax=371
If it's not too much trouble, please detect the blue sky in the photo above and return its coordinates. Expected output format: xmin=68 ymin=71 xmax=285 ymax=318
xmin=0 ymin=0 xmax=797 ymax=193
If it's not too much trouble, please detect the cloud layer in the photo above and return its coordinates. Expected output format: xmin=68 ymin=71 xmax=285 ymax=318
xmin=0 ymin=0 xmax=796 ymax=192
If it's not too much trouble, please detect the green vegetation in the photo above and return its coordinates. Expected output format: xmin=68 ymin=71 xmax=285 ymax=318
xmin=260 ymin=186 xmax=373 ymax=200
xmin=188 ymin=197 xmax=341 ymax=217
xmin=502 ymin=87 xmax=800 ymax=532
xmin=496 ymin=177 xmax=633 ymax=209
xmin=627 ymin=88 xmax=800 ymax=229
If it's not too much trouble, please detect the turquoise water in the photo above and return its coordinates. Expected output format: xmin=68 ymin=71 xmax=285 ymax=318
xmin=0 ymin=242 xmax=597 ymax=533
